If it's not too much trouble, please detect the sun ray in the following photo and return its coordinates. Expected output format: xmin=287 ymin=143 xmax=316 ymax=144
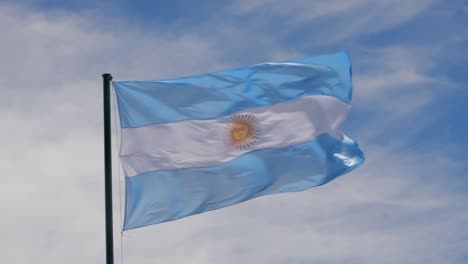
xmin=226 ymin=114 xmax=260 ymax=150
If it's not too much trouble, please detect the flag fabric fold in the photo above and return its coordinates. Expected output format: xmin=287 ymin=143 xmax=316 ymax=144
xmin=114 ymin=51 xmax=364 ymax=230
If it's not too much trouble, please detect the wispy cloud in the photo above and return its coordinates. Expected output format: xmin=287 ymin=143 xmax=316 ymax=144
xmin=0 ymin=4 xmax=224 ymax=264
xmin=227 ymin=0 xmax=439 ymax=45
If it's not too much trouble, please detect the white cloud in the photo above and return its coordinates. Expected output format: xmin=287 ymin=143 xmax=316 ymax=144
xmin=347 ymin=45 xmax=458 ymax=145
xmin=227 ymin=0 xmax=439 ymax=44
xmin=0 ymin=4 xmax=225 ymax=264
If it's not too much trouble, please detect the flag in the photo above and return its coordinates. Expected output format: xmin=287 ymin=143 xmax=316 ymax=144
xmin=114 ymin=51 xmax=364 ymax=230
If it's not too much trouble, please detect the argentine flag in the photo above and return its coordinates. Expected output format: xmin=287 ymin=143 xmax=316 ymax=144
xmin=114 ymin=51 xmax=364 ymax=230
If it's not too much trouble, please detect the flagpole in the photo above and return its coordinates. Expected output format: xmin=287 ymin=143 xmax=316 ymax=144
xmin=102 ymin=73 xmax=114 ymax=264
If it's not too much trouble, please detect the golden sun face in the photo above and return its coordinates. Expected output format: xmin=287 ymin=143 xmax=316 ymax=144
xmin=227 ymin=114 xmax=260 ymax=150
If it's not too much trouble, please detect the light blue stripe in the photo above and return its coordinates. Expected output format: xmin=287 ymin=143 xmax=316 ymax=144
xmin=123 ymin=133 xmax=364 ymax=230
xmin=114 ymin=51 xmax=352 ymax=128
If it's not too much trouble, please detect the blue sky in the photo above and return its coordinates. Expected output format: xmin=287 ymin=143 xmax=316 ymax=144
xmin=1 ymin=1 xmax=467 ymax=264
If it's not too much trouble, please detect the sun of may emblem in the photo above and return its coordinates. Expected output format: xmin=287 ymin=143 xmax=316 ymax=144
xmin=226 ymin=114 xmax=260 ymax=150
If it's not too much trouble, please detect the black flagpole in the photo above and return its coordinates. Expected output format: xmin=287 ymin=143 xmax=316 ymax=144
xmin=102 ymin=73 xmax=114 ymax=264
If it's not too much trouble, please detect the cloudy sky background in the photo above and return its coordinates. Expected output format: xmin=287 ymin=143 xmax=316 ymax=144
xmin=1 ymin=1 xmax=468 ymax=263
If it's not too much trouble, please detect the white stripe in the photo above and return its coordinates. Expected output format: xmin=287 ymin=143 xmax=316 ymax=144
xmin=120 ymin=95 xmax=350 ymax=176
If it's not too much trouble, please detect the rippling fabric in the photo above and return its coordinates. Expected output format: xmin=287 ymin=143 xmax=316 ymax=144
xmin=120 ymin=95 xmax=350 ymax=176
xmin=123 ymin=134 xmax=364 ymax=230
xmin=114 ymin=51 xmax=352 ymax=128
xmin=114 ymin=51 xmax=364 ymax=231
